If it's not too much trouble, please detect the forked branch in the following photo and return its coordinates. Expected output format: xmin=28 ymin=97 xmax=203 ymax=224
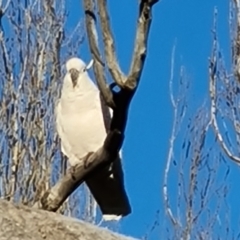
xmin=40 ymin=0 xmax=159 ymax=212
xmin=85 ymin=0 xmax=159 ymax=94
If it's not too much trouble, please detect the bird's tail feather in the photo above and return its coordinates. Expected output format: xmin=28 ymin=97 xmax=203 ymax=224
xmin=85 ymin=156 xmax=131 ymax=220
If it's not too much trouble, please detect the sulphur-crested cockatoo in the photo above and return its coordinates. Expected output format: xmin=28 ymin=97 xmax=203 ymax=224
xmin=55 ymin=57 xmax=131 ymax=220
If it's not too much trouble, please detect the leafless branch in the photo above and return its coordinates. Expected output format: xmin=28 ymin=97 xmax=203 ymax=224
xmin=209 ymin=9 xmax=240 ymax=164
xmin=209 ymin=62 xmax=240 ymax=164
xmin=83 ymin=0 xmax=115 ymax=108
xmin=84 ymin=0 xmax=159 ymax=97
xmin=97 ymin=0 xmax=125 ymax=88
xmin=183 ymin=115 xmax=211 ymax=240
xmin=126 ymin=0 xmax=157 ymax=90
xmin=163 ymin=45 xmax=181 ymax=228
xmin=233 ymin=0 xmax=240 ymax=82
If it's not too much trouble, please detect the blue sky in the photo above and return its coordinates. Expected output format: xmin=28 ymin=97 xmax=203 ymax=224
xmin=66 ymin=0 xmax=238 ymax=239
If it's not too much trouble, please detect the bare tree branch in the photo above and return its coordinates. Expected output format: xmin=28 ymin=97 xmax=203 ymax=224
xmin=163 ymin=45 xmax=181 ymax=228
xmin=40 ymin=130 xmax=123 ymax=212
xmin=83 ymin=0 xmax=115 ymax=108
xmin=209 ymin=9 xmax=240 ymax=165
xmin=84 ymin=0 xmax=104 ymax=65
xmin=233 ymin=0 xmax=240 ymax=82
xmin=97 ymin=0 xmax=125 ymax=88
xmin=126 ymin=0 xmax=158 ymax=90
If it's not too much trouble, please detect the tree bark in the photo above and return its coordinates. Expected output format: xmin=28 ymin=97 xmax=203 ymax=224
xmin=0 ymin=200 xmax=137 ymax=240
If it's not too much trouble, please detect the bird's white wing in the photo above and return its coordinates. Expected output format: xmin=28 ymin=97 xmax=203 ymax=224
xmin=55 ymin=99 xmax=66 ymax=155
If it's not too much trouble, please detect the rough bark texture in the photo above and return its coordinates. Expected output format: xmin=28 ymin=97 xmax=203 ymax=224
xmin=0 ymin=200 xmax=137 ymax=240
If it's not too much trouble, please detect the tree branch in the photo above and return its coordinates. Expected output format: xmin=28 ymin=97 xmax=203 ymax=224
xmin=83 ymin=0 xmax=115 ymax=108
xmin=40 ymin=130 xmax=123 ymax=212
xmin=126 ymin=0 xmax=159 ymax=90
xmin=209 ymin=9 xmax=240 ymax=165
xmin=233 ymin=0 xmax=240 ymax=83
xmin=97 ymin=0 xmax=125 ymax=88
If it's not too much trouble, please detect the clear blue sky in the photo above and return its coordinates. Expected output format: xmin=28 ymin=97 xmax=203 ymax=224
xmin=66 ymin=1 xmax=238 ymax=239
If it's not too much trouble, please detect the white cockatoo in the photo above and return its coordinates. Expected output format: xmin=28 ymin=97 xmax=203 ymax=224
xmin=55 ymin=57 xmax=131 ymax=220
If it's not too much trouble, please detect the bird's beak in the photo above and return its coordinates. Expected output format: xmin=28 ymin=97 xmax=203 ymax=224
xmin=86 ymin=59 xmax=94 ymax=70
xmin=69 ymin=68 xmax=79 ymax=87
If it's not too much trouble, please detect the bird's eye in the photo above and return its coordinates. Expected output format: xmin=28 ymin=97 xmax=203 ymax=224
xmin=83 ymin=67 xmax=87 ymax=72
